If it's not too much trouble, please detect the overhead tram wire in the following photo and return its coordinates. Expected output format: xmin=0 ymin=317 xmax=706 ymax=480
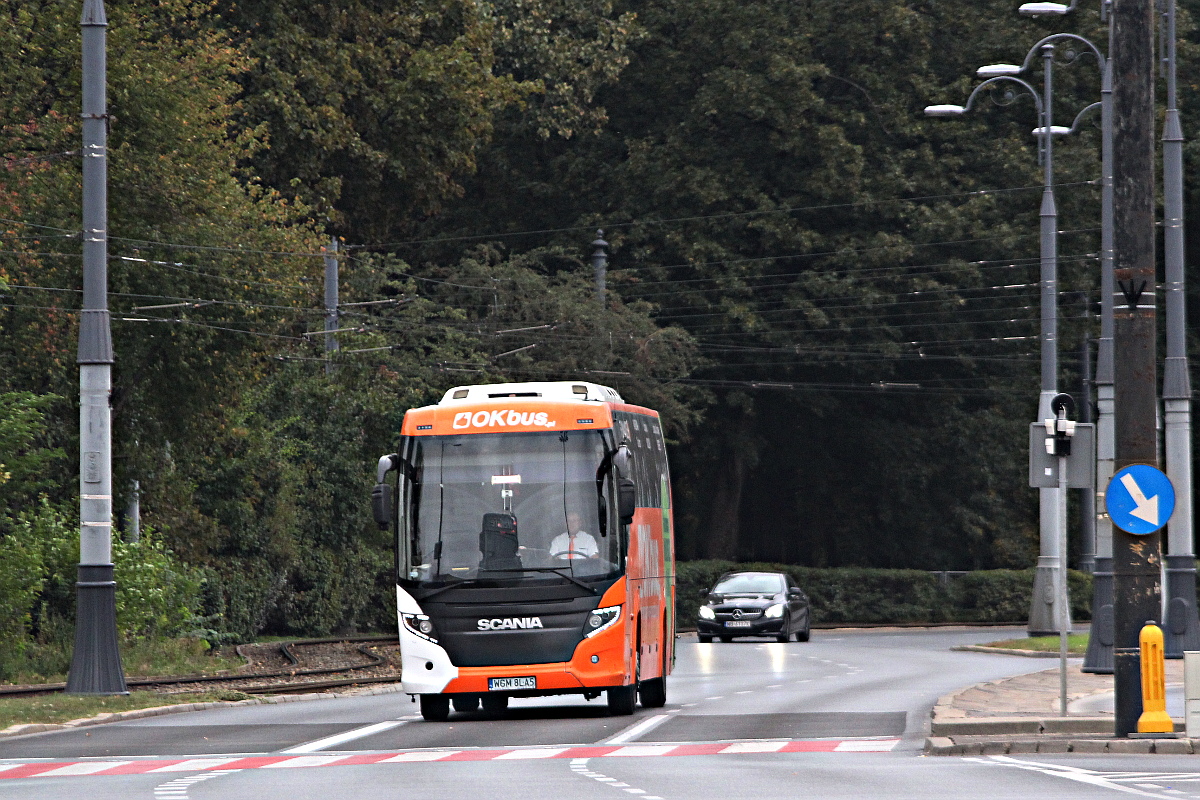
xmin=345 ymin=180 xmax=1101 ymax=251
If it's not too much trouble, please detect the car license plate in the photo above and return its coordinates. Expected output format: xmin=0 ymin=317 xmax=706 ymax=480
xmin=724 ymin=621 xmax=753 ymax=628
xmin=488 ymin=676 xmax=535 ymax=691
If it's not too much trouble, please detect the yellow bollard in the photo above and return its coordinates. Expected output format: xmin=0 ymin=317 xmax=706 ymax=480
xmin=1138 ymin=621 xmax=1174 ymax=733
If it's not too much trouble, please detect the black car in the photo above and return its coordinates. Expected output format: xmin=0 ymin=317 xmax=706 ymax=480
xmin=696 ymin=571 xmax=810 ymax=643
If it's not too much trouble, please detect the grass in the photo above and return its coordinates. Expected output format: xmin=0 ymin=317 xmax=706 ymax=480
xmin=986 ymin=633 xmax=1090 ymax=655
xmin=0 ymin=690 xmax=256 ymax=731
xmin=1 ymin=638 xmax=246 ymax=686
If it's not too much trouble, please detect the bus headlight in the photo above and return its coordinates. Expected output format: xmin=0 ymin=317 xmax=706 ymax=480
xmin=698 ymin=605 xmax=716 ymax=620
xmin=402 ymin=613 xmax=438 ymax=643
xmin=764 ymin=603 xmax=785 ymax=619
xmin=584 ymin=605 xmax=621 ymax=638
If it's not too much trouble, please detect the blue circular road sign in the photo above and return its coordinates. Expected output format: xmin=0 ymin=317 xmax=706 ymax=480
xmin=1105 ymin=464 xmax=1176 ymax=535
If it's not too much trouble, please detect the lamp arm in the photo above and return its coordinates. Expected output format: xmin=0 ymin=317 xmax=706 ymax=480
xmin=1018 ymin=33 xmax=1106 ymax=73
xmin=1067 ymin=101 xmax=1102 ymax=133
xmin=963 ymin=76 xmax=1043 ymax=115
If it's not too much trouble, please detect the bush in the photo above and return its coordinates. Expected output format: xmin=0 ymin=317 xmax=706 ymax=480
xmin=674 ymin=560 xmax=1093 ymax=628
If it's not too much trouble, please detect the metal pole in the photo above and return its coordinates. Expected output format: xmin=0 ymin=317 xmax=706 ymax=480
xmin=1080 ymin=328 xmax=1096 ymax=573
xmin=1084 ymin=51 xmax=1118 ymax=674
xmin=126 ymin=479 xmax=139 ymax=543
xmin=1032 ymin=44 xmax=1067 ymax=637
xmin=591 ymin=230 xmax=608 ymax=306
xmin=324 ymin=239 xmax=338 ymax=375
xmin=1160 ymin=0 xmax=1200 ymax=659
xmin=1057 ymin=409 xmax=1071 ymax=716
xmin=1110 ymin=0 xmax=1160 ymax=738
xmin=67 ymin=0 xmax=126 ymax=695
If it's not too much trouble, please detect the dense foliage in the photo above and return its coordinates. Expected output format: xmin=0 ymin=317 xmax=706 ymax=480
xmin=1 ymin=0 xmax=1196 ymax=648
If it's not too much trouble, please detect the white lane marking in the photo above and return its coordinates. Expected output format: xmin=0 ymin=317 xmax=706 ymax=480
xmin=603 ymin=715 xmax=670 ymax=745
xmin=151 ymin=759 xmax=241 ymax=772
xmin=153 ymin=769 xmax=239 ymax=800
xmin=609 ymin=745 xmax=678 ymax=757
xmin=985 ymin=756 xmax=1176 ymax=798
xmin=263 ymin=755 xmax=354 ymax=769
xmin=834 ymin=740 xmax=900 ymax=752
xmin=35 ymin=762 xmax=131 ymax=776
xmin=721 ymin=742 xmax=787 ymax=754
xmin=568 ymin=757 xmax=666 ymax=799
xmin=381 ymin=751 xmax=461 ymax=762
xmin=494 ymin=748 xmax=568 ymax=759
xmin=281 ymin=720 xmax=406 ymax=753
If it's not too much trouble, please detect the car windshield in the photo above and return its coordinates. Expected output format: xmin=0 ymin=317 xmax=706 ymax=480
xmin=713 ymin=574 xmax=783 ymax=594
xmin=401 ymin=430 xmax=620 ymax=588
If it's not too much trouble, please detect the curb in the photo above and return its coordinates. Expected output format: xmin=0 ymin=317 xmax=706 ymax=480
xmin=925 ymin=736 xmax=1198 ymax=755
xmin=950 ymin=645 xmax=1080 ymax=658
xmin=0 ymin=683 xmax=407 ymax=740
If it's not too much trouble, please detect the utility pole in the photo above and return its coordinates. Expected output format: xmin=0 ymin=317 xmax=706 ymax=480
xmin=324 ymin=239 xmax=338 ymax=375
xmin=1084 ymin=35 xmax=1118 ymax=677
xmin=591 ymin=230 xmax=608 ymax=306
xmin=1160 ymin=0 xmax=1200 ymax=659
xmin=67 ymin=0 xmax=127 ymax=695
xmin=1110 ymin=0 xmax=1159 ymax=737
xmin=1080 ymin=328 xmax=1095 ymax=573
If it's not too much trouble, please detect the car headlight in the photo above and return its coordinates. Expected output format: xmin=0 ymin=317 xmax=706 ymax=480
xmin=764 ymin=603 xmax=785 ymax=618
xmin=585 ymin=605 xmax=622 ymax=638
xmin=402 ymin=613 xmax=438 ymax=643
xmin=698 ymin=605 xmax=716 ymax=620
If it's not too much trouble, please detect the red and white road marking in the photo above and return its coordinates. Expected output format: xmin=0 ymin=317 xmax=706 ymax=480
xmin=0 ymin=738 xmax=899 ymax=780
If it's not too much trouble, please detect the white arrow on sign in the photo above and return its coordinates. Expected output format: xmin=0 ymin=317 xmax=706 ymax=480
xmin=1120 ymin=472 xmax=1159 ymax=526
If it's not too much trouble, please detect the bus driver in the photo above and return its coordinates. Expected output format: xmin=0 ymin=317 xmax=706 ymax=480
xmin=549 ymin=513 xmax=598 ymax=560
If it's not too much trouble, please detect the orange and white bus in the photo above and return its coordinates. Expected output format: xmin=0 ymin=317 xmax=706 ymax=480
xmin=372 ymin=381 xmax=675 ymax=721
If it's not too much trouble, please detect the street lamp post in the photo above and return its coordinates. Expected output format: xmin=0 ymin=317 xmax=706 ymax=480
xmin=1159 ymin=0 xmax=1200 ymax=659
xmin=928 ymin=49 xmax=1071 ymax=637
xmin=974 ymin=29 xmax=1119 ymax=663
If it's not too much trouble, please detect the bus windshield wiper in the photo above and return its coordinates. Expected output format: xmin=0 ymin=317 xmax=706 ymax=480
xmin=419 ymin=577 xmax=483 ymax=600
xmin=483 ymin=567 xmax=598 ymax=595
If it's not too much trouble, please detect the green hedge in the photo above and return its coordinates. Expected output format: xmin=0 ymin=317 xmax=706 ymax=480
xmin=674 ymin=560 xmax=1093 ymax=628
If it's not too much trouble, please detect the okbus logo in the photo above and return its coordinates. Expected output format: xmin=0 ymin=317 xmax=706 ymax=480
xmin=452 ymin=410 xmax=556 ymax=429
xmin=477 ymin=617 xmax=544 ymax=631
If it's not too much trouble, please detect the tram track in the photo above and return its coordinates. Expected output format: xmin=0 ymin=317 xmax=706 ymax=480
xmin=0 ymin=634 xmax=403 ymax=699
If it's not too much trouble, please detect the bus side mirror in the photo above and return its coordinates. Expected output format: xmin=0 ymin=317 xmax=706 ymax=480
xmin=618 ymin=478 xmax=636 ymax=524
xmin=372 ymin=483 xmax=392 ymax=530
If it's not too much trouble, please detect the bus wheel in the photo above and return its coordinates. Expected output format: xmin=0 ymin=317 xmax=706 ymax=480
xmin=420 ymin=695 xmax=450 ymax=722
xmin=481 ymin=694 xmax=509 ymax=716
xmin=639 ymin=677 xmax=666 ymax=708
xmin=607 ymin=684 xmax=637 ymax=715
xmin=452 ymin=695 xmax=480 ymax=713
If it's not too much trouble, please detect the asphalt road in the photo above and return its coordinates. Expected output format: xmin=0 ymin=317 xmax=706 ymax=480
xmin=3 ymin=627 xmax=1195 ymax=800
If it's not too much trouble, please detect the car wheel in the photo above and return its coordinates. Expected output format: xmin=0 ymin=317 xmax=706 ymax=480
xmin=452 ymin=695 xmax=479 ymax=713
xmin=698 ymin=634 xmax=713 ymax=643
xmin=481 ymin=694 xmax=509 ymax=716
xmin=420 ymin=694 xmax=450 ymax=722
xmin=639 ymin=677 xmax=667 ymax=708
xmin=607 ymin=684 xmax=637 ymax=715
xmin=776 ymin=615 xmax=791 ymax=643
xmin=797 ymin=616 xmax=811 ymax=642
xmin=719 ymin=635 xmax=733 ymax=643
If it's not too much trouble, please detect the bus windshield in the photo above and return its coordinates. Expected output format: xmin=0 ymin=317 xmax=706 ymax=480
xmin=401 ymin=430 xmax=620 ymax=589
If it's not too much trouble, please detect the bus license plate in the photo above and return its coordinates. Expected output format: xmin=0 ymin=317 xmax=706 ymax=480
xmin=488 ymin=676 xmax=536 ymax=691
xmin=724 ymin=621 xmax=753 ymax=628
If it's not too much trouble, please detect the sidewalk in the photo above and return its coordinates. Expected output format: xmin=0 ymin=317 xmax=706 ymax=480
xmin=925 ymin=658 xmax=1193 ymax=755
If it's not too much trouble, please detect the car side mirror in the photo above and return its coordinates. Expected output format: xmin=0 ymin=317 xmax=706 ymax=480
xmin=618 ymin=477 xmax=636 ymax=524
xmin=372 ymin=483 xmax=392 ymax=530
